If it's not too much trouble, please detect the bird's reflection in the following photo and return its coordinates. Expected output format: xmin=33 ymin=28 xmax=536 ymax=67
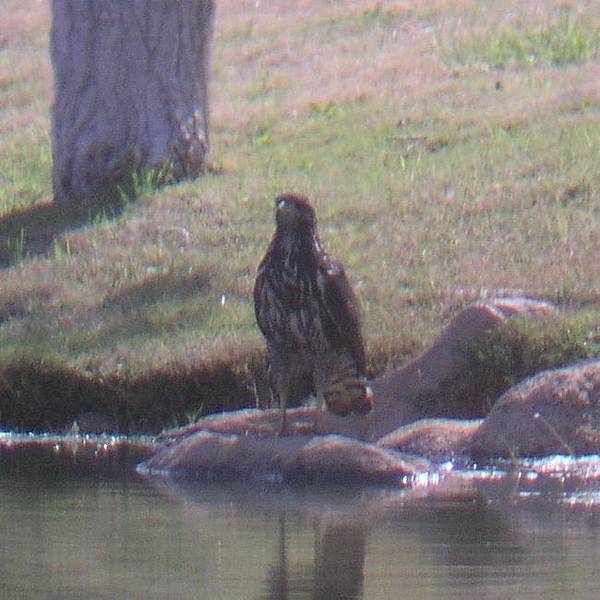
xmin=150 ymin=475 xmax=600 ymax=600
xmin=312 ymin=520 xmax=366 ymax=600
xmin=266 ymin=516 xmax=290 ymax=600
xmin=263 ymin=514 xmax=367 ymax=600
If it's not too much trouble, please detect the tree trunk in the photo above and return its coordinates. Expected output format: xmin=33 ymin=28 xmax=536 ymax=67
xmin=51 ymin=0 xmax=214 ymax=206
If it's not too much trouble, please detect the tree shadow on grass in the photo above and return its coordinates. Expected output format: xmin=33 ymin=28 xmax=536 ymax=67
xmin=102 ymin=269 xmax=211 ymax=311
xmin=0 ymin=196 xmax=125 ymax=268
xmin=56 ymin=269 xmax=214 ymax=357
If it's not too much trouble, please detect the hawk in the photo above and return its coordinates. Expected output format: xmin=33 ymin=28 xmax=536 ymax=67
xmin=254 ymin=193 xmax=373 ymax=434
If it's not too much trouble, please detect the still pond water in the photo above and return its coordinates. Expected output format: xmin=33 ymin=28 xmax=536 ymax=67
xmin=3 ymin=450 xmax=600 ymax=599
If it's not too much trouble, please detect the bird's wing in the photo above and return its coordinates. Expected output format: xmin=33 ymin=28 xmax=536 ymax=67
xmin=317 ymin=254 xmax=367 ymax=374
xmin=253 ymin=264 xmax=269 ymax=337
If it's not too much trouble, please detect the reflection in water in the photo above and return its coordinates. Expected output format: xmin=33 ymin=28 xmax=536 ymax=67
xmin=3 ymin=456 xmax=600 ymax=598
xmin=312 ymin=521 xmax=366 ymax=600
xmin=266 ymin=516 xmax=290 ymax=600
xmin=263 ymin=515 xmax=367 ymax=600
xmin=259 ymin=499 xmax=523 ymax=600
xmin=163 ymin=477 xmax=600 ymax=600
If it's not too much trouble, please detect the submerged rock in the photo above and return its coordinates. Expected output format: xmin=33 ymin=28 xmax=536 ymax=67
xmin=469 ymin=360 xmax=600 ymax=458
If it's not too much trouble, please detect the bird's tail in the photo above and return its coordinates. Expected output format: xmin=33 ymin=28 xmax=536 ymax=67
xmin=323 ymin=377 xmax=373 ymax=417
xmin=318 ymin=351 xmax=374 ymax=416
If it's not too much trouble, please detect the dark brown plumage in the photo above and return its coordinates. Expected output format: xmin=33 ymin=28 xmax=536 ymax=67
xmin=254 ymin=193 xmax=373 ymax=434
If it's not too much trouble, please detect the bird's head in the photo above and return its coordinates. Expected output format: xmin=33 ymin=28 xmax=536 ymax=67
xmin=274 ymin=194 xmax=316 ymax=233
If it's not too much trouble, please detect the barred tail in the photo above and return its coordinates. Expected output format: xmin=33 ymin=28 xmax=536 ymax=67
xmin=323 ymin=376 xmax=374 ymax=417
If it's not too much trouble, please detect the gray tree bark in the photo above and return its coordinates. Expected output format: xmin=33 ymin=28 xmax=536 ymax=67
xmin=51 ymin=0 xmax=214 ymax=206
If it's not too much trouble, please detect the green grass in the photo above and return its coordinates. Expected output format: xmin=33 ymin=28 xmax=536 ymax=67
xmin=0 ymin=0 xmax=599 ymax=433
xmin=464 ymin=312 xmax=599 ymax=402
xmin=0 ymin=129 xmax=52 ymax=214
xmin=443 ymin=12 xmax=600 ymax=68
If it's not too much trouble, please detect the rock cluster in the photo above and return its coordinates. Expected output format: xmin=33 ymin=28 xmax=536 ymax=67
xmin=140 ymin=298 xmax=600 ymax=482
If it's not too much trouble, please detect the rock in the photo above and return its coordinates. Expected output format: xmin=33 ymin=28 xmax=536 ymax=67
xmin=160 ymin=297 xmax=556 ymax=448
xmin=468 ymin=360 xmax=600 ymax=458
xmin=355 ymin=297 xmax=556 ymax=440
xmin=140 ymin=432 xmax=430 ymax=484
xmin=377 ymin=418 xmax=483 ymax=461
xmin=141 ymin=297 xmax=559 ymax=480
xmin=158 ymin=407 xmax=323 ymax=444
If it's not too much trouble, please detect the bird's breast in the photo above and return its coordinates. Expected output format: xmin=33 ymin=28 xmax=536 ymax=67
xmin=264 ymin=266 xmax=328 ymax=351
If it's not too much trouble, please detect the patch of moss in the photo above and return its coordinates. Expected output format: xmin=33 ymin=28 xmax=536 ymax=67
xmin=461 ymin=315 xmax=597 ymax=413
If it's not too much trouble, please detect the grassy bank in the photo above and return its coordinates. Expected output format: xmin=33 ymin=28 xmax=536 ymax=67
xmin=0 ymin=0 xmax=599 ymax=433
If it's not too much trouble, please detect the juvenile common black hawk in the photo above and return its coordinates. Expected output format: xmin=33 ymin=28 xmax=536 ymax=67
xmin=254 ymin=193 xmax=373 ymax=434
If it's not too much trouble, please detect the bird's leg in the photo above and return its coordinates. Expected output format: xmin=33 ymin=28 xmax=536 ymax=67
xmin=313 ymin=393 xmax=324 ymax=434
xmin=277 ymin=390 xmax=289 ymax=436
xmin=268 ymin=348 xmax=291 ymax=436
xmin=278 ymin=409 xmax=288 ymax=436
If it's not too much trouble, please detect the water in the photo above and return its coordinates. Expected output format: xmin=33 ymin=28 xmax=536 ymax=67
xmin=3 ymin=453 xmax=600 ymax=599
